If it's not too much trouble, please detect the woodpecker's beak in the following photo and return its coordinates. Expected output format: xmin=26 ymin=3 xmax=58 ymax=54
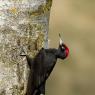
xmin=59 ymin=33 xmax=63 ymax=45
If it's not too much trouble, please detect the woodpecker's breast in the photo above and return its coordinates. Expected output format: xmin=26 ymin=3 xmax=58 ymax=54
xmin=44 ymin=53 xmax=57 ymax=76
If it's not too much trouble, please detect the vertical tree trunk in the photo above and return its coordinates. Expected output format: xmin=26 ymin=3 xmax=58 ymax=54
xmin=0 ymin=0 xmax=52 ymax=94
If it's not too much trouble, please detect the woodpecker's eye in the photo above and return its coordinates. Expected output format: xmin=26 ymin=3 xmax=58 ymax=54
xmin=61 ymin=46 xmax=65 ymax=51
xmin=62 ymin=46 xmax=65 ymax=49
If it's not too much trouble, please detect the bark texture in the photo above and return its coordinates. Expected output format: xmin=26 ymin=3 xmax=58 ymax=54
xmin=0 ymin=0 xmax=52 ymax=94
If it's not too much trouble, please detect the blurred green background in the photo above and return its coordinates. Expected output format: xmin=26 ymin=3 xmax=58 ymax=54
xmin=47 ymin=0 xmax=95 ymax=95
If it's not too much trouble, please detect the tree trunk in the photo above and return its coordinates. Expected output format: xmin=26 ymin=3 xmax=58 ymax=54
xmin=0 ymin=0 xmax=52 ymax=94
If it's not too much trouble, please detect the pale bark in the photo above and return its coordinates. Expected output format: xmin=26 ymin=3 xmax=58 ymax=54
xmin=0 ymin=0 xmax=52 ymax=94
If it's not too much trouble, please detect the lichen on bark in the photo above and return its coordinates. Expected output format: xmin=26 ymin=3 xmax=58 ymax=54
xmin=0 ymin=0 xmax=52 ymax=94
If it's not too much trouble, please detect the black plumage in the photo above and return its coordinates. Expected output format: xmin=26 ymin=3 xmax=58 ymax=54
xmin=21 ymin=35 xmax=69 ymax=95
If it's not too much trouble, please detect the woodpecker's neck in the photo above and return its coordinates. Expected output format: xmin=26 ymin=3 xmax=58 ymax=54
xmin=44 ymin=48 xmax=58 ymax=57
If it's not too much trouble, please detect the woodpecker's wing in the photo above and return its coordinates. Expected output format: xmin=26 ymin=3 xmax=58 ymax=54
xmin=32 ymin=48 xmax=46 ymax=87
xmin=26 ymin=48 xmax=46 ymax=95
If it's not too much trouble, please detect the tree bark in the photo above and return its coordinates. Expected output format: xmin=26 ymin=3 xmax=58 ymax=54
xmin=0 ymin=0 xmax=52 ymax=95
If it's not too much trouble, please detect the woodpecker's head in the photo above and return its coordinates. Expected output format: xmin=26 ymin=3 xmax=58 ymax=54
xmin=57 ymin=34 xmax=69 ymax=59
